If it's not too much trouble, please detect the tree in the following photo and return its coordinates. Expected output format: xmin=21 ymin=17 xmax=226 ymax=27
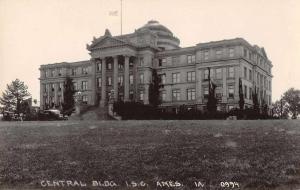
xmin=238 ymin=78 xmax=245 ymax=110
xmin=62 ymin=77 xmax=76 ymax=116
xmin=272 ymin=99 xmax=289 ymax=119
xmin=282 ymin=88 xmax=300 ymax=119
xmin=149 ymin=69 xmax=163 ymax=107
xmin=252 ymin=86 xmax=260 ymax=115
xmin=0 ymin=79 xmax=31 ymax=114
xmin=207 ymin=67 xmax=217 ymax=113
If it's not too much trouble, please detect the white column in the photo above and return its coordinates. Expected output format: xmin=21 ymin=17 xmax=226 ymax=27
xmin=234 ymin=66 xmax=240 ymax=100
xmin=100 ymin=58 xmax=106 ymax=107
xmin=143 ymin=69 xmax=150 ymax=104
xmin=61 ymin=82 xmax=64 ymax=105
xmin=222 ymin=67 xmax=227 ymax=103
xmin=90 ymin=58 xmax=97 ymax=105
xmin=124 ymin=56 xmax=130 ymax=101
xmin=40 ymin=82 xmax=44 ymax=109
xmin=54 ymin=83 xmax=58 ymax=105
xmin=196 ymin=68 xmax=202 ymax=103
xmin=47 ymin=83 xmax=50 ymax=107
xmin=113 ymin=56 xmax=119 ymax=100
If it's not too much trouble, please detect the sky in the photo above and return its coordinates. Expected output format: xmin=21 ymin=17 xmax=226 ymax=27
xmin=0 ymin=0 xmax=300 ymax=104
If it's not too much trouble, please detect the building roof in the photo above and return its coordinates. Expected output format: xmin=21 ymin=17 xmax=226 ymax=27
xmin=137 ymin=20 xmax=173 ymax=35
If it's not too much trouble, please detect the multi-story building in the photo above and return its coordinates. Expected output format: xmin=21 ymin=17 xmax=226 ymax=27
xmin=39 ymin=20 xmax=273 ymax=113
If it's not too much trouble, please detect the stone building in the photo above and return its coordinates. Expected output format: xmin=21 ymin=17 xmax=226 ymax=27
xmin=39 ymin=20 xmax=272 ymax=113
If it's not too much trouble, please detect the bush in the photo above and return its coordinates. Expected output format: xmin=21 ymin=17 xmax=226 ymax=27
xmin=113 ymin=101 xmax=158 ymax=120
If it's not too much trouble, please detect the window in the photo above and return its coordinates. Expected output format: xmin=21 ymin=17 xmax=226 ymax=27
xmin=216 ymin=87 xmax=222 ymax=99
xmin=59 ymin=83 xmax=63 ymax=91
xmin=172 ymin=89 xmax=181 ymax=101
xmin=228 ymin=86 xmax=234 ymax=98
xmin=58 ymin=68 xmax=62 ymax=76
xmin=161 ymin=91 xmax=166 ymax=101
xmin=228 ymin=67 xmax=234 ymax=78
xmin=244 ymin=48 xmax=248 ymax=58
xmin=118 ymin=76 xmax=124 ymax=86
xmin=97 ymin=78 xmax=102 ymax=88
xmin=43 ymin=84 xmax=47 ymax=92
xmin=160 ymin=74 xmax=166 ymax=84
xmin=172 ymin=73 xmax=180 ymax=83
xmin=77 ymin=67 xmax=81 ymax=75
xmin=129 ymin=91 xmax=134 ymax=100
xmin=249 ymin=87 xmax=252 ymax=100
xmin=82 ymin=95 xmax=88 ymax=104
xmin=269 ymin=81 xmax=271 ymax=91
xmin=73 ymin=82 xmax=77 ymax=91
xmin=129 ymin=74 xmax=133 ymax=85
xmin=58 ymin=95 xmax=62 ymax=105
xmin=187 ymin=55 xmax=196 ymax=64
xmin=244 ymin=67 xmax=247 ymax=79
xmin=216 ymin=68 xmax=222 ymax=79
xmin=139 ymin=73 xmax=144 ymax=83
xmin=244 ymin=85 xmax=247 ymax=99
xmin=260 ymin=58 xmax=263 ymax=66
xmin=172 ymin=56 xmax=178 ymax=64
xmin=260 ymin=74 xmax=263 ymax=87
xmin=107 ymin=77 xmax=112 ymax=86
xmin=82 ymin=81 xmax=88 ymax=91
xmin=82 ymin=67 xmax=88 ymax=74
xmin=204 ymin=51 xmax=209 ymax=60
xmin=229 ymin=48 xmax=234 ymax=57
xmin=204 ymin=69 xmax=209 ymax=80
xmin=45 ymin=70 xmax=49 ymax=77
xmin=187 ymin=88 xmax=196 ymax=100
xmin=139 ymin=90 xmax=144 ymax=101
xmin=162 ymin=58 xmax=166 ymax=65
xmin=140 ymin=57 xmax=144 ymax=66
xmin=204 ymin=87 xmax=209 ymax=98
xmin=107 ymin=63 xmax=112 ymax=70
xmin=96 ymin=61 xmax=102 ymax=72
xmin=51 ymin=69 xmax=55 ymax=77
xmin=51 ymin=83 xmax=55 ymax=91
xmin=71 ymin=68 xmax=76 ymax=76
xmin=249 ymin=70 xmax=252 ymax=81
xmin=216 ymin=49 xmax=222 ymax=58
xmin=118 ymin=63 xmax=124 ymax=69
xmin=187 ymin=71 xmax=195 ymax=82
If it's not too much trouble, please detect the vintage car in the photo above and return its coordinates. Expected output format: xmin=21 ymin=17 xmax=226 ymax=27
xmin=38 ymin=109 xmax=68 ymax=121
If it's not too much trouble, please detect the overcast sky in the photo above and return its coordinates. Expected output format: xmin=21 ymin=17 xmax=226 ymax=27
xmin=0 ymin=0 xmax=299 ymax=103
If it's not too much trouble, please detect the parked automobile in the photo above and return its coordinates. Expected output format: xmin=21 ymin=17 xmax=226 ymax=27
xmin=2 ymin=111 xmax=14 ymax=121
xmin=38 ymin=109 xmax=68 ymax=121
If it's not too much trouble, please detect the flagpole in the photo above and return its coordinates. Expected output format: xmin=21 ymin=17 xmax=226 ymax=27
xmin=121 ymin=0 xmax=123 ymax=35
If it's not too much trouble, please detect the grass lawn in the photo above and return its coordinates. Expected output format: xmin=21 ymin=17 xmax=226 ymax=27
xmin=0 ymin=120 xmax=300 ymax=190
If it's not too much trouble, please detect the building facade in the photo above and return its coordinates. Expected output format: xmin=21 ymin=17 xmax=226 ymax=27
xmin=39 ymin=20 xmax=273 ymax=112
